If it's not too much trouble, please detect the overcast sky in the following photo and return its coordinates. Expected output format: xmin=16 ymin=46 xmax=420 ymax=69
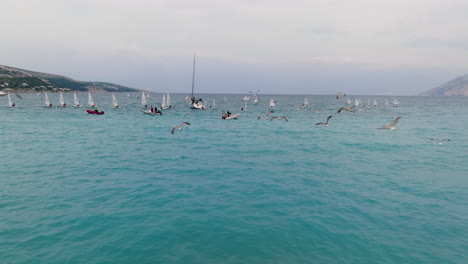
xmin=1 ymin=0 xmax=467 ymax=95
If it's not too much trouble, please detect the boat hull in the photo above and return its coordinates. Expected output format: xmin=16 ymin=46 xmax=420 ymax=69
xmin=87 ymin=110 xmax=104 ymax=115
xmin=141 ymin=110 xmax=162 ymax=115
xmin=222 ymin=113 xmax=240 ymax=120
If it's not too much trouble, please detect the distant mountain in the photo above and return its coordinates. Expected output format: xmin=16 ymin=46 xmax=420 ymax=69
xmin=420 ymin=73 xmax=468 ymax=96
xmin=0 ymin=65 xmax=140 ymax=92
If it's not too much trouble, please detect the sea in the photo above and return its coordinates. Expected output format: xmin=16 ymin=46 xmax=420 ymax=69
xmin=1 ymin=93 xmax=467 ymax=264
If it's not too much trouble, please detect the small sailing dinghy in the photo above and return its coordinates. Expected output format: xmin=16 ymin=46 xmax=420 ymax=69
xmin=269 ymin=98 xmax=276 ymax=109
xmin=7 ymin=93 xmax=15 ymax=107
xmin=393 ymin=99 xmax=399 ymax=107
xmin=141 ymin=92 xmax=147 ymax=107
xmin=73 ymin=92 xmax=81 ymax=107
xmin=112 ymin=94 xmax=119 ymax=108
xmin=58 ymin=92 xmax=67 ymax=107
xmin=301 ymin=98 xmax=309 ymax=108
xmin=43 ymin=92 xmax=52 ymax=107
xmin=210 ymin=98 xmax=216 ymax=109
xmin=87 ymin=93 xmax=96 ymax=108
xmin=161 ymin=93 xmax=167 ymax=109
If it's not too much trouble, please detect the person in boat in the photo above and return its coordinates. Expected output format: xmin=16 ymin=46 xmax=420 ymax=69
xmin=227 ymin=111 xmax=231 ymax=117
xmin=12 ymin=103 xmax=15 ymax=107
xmin=95 ymin=108 xmax=99 ymax=113
xmin=49 ymin=103 xmax=52 ymax=107
xmin=150 ymin=106 xmax=154 ymax=113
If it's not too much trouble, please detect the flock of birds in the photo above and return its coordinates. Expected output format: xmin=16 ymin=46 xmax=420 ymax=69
xmin=171 ymin=91 xmax=451 ymax=144
xmin=1 ymin=90 xmax=451 ymax=143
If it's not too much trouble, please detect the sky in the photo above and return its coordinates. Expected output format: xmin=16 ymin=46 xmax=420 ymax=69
xmin=1 ymin=0 xmax=468 ymax=95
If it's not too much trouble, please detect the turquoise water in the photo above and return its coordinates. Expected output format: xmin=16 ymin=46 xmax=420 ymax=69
xmin=1 ymin=93 xmax=467 ymax=263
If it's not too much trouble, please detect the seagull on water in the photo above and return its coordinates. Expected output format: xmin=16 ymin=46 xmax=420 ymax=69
xmin=430 ymin=138 xmax=451 ymax=144
xmin=378 ymin=116 xmax=401 ymax=130
xmin=315 ymin=115 xmax=332 ymax=126
xmin=270 ymin=116 xmax=288 ymax=122
xmin=171 ymin=122 xmax=191 ymax=134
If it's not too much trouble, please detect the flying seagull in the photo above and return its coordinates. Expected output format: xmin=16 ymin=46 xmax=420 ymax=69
xmin=430 ymin=138 xmax=451 ymax=144
xmin=270 ymin=116 xmax=288 ymax=122
xmin=257 ymin=110 xmax=274 ymax=119
xmin=378 ymin=116 xmax=401 ymax=130
xmin=336 ymin=91 xmax=346 ymax=99
xmin=171 ymin=122 xmax=191 ymax=134
xmin=315 ymin=115 xmax=332 ymax=126
xmin=1 ymin=88 xmax=23 ymax=99
xmin=337 ymin=106 xmax=355 ymax=113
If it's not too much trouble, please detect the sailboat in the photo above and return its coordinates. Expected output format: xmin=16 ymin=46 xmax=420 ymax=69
xmin=269 ymin=98 xmax=276 ymax=109
xmin=141 ymin=92 xmax=147 ymax=107
xmin=166 ymin=93 xmax=171 ymax=108
xmin=7 ymin=93 xmax=15 ymax=107
xmin=161 ymin=93 xmax=167 ymax=109
xmin=44 ymin=92 xmax=52 ymax=107
xmin=58 ymin=92 xmax=67 ymax=107
xmin=373 ymin=99 xmax=378 ymax=107
xmin=112 ymin=94 xmax=119 ymax=108
xmin=354 ymin=98 xmax=360 ymax=107
xmin=347 ymin=98 xmax=352 ymax=105
xmin=301 ymin=98 xmax=309 ymax=108
xmin=210 ymin=98 xmax=216 ymax=109
xmin=73 ymin=92 xmax=81 ymax=107
xmin=393 ymin=99 xmax=399 ymax=107
xmin=385 ymin=99 xmax=389 ymax=107
xmin=87 ymin=93 xmax=96 ymax=108
xmin=189 ymin=53 xmax=205 ymax=110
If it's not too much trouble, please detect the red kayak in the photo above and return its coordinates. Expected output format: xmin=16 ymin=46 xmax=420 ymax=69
xmin=87 ymin=110 xmax=105 ymax=115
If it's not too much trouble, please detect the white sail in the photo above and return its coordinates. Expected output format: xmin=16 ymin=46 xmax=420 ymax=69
xmin=354 ymin=98 xmax=360 ymax=106
xmin=7 ymin=93 xmax=14 ymax=107
xmin=87 ymin=93 xmax=95 ymax=107
xmin=393 ymin=99 xmax=399 ymax=107
xmin=269 ymin=98 xmax=276 ymax=109
xmin=161 ymin=93 xmax=167 ymax=109
xmin=347 ymin=98 xmax=352 ymax=105
xmin=373 ymin=99 xmax=377 ymax=107
xmin=112 ymin=94 xmax=119 ymax=108
xmin=59 ymin=92 xmax=66 ymax=106
xmin=253 ymin=96 xmax=259 ymax=104
xmin=302 ymin=97 xmax=309 ymax=108
xmin=73 ymin=92 xmax=80 ymax=106
xmin=385 ymin=99 xmax=389 ymax=106
xmin=141 ymin=92 xmax=147 ymax=107
xmin=45 ymin=92 xmax=51 ymax=106
xmin=166 ymin=93 xmax=171 ymax=107
xmin=212 ymin=98 xmax=216 ymax=108
xmin=223 ymin=96 xmax=227 ymax=103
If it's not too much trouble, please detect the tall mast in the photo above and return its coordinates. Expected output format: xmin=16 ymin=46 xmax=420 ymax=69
xmin=191 ymin=53 xmax=196 ymax=98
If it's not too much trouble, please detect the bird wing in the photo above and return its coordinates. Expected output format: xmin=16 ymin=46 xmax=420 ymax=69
xmin=337 ymin=107 xmax=344 ymax=113
xmin=379 ymin=116 xmax=400 ymax=129
xmin=283 ymin=117 xmax=288 ymax=122
xmin=181 ymin=122 xmax=191 ymax=126
xmin=326 ymin=115 xmax=333 ymax=122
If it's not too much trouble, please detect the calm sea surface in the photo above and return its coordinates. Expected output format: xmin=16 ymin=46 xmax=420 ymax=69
xmin=1 ymin=93 xmax=467 ymax=263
